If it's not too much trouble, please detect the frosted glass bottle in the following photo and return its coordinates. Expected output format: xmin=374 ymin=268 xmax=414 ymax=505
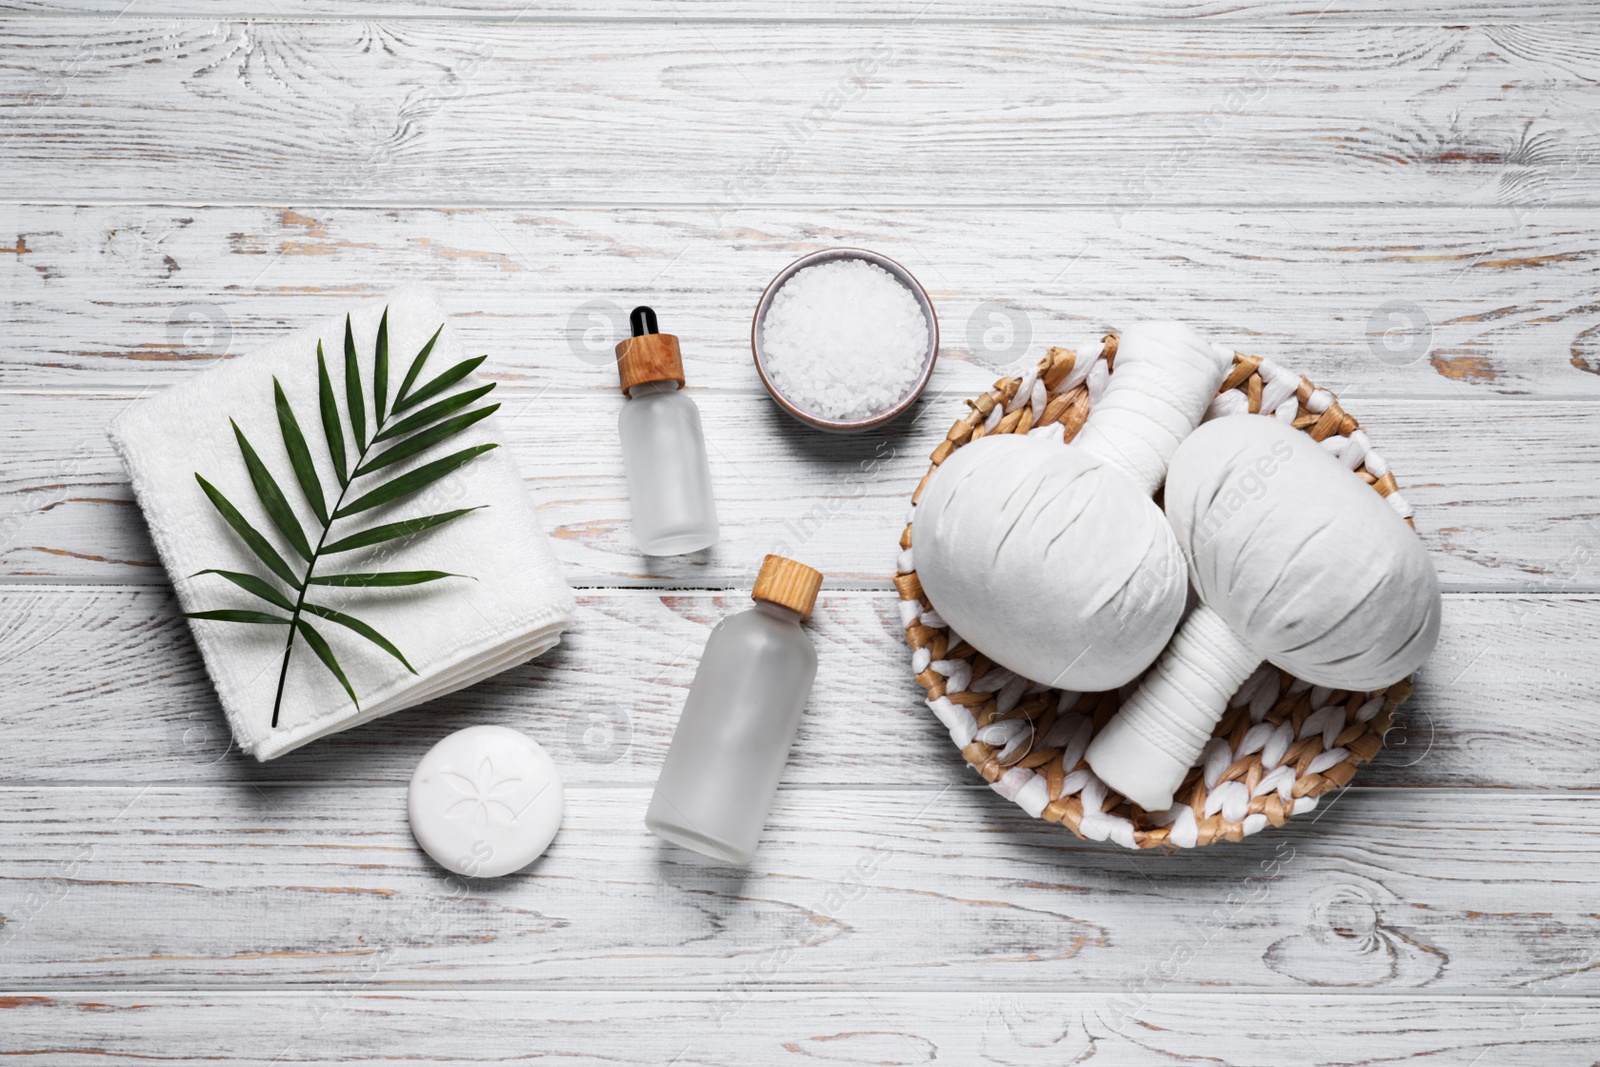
xmin=646 ymin=555 xmax=823 ymax=865
xmin=615 ymin=307 xmax=719 ymax=556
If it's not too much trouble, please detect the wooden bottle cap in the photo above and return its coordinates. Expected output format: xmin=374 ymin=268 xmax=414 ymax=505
xmin=752 ymin=554 xmax=824 ymax=618
xmin=615 ymin=333 xmax=685 ymax=396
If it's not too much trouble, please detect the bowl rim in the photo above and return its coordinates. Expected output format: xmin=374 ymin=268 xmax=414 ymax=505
xmin=750 ymin=246 xmax=941 ymax=434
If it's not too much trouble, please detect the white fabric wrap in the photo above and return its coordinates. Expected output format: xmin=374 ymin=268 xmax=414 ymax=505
xmin=912 ymin=322 xmax=1231 ymax=691
xmin=108 ymin=286 xmax=577 ymax=761
xmin=912 ymin=434 xmax=1185 ymax=691
xmin=1087 ymin=415 xmax=1441 ymax=810
xmin=1074 ymin=322 xmax=1235 ymax=496
xmin=1169 ymin=415 xmax=1441 ymax=688
xmin=1086 ymin=602 xmax=1259 ymax=811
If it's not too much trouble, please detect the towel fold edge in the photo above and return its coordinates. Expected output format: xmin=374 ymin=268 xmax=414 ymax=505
xmin=249 ymin=605 xmax=574 ymax=761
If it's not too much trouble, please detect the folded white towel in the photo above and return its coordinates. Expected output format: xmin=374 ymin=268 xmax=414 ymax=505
xmin=109 ymin=286 xmax=576 ymax=760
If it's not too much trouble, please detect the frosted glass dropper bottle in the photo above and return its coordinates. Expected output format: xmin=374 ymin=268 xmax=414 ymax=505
xmin=646 ymin=555 xmax=823 ymax=865
xmin=615 ymin=306 xmax=719 ymax=556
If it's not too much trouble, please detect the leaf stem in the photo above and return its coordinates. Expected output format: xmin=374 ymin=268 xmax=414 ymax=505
xmin=270 ymin=402 xmax=395 ymax=728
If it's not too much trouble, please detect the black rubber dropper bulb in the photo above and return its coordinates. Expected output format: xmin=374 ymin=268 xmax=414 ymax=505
xmin=630 ymin=306 xmax=659 ymax=337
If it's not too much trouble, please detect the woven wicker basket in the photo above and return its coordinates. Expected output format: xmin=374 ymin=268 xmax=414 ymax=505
xmin=894 ymin=335 xmax=1416 ymax=849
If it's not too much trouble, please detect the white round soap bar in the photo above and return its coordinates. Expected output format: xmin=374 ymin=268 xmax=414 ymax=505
xmin=408 ymin=725 xmax=564 ymax=878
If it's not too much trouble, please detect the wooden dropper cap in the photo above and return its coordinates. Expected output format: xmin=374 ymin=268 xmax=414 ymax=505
xmin=751 ymin=554 xmax=824 ymax=619
xmin=615 ymin=305 xmax=686 ymax=397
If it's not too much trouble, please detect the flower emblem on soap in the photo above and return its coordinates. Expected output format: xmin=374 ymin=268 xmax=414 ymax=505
xmin=442 ymin=757 xmax=524 ymax=825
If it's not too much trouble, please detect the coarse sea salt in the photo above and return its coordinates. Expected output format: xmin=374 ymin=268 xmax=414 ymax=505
xmin=761 ymin=259 xmax=929 ymax=421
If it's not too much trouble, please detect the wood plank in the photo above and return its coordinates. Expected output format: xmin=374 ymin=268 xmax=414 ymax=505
xmin=2 ymin=391 xmax=1597 ymax=589
xmin=7 ymin=204 xmax=1600 ymax=397
xmin=4 ymin=4 xmax=1591 ymax=1043
xmin=3 ymin=991 xmax=1598 ymax=1065
xmin=5 ymin=1 xmax=1597 ymax=21
xmin=3 ymin=783 xmax=1599 ymax=990
xmin=0 ymin=587 xmax=1591 ymax=790
xmin=4 ymin=21 xmax=1600 ymax=206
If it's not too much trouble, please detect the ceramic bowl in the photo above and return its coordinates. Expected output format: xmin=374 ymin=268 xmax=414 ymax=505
xmin=751 ymin=247 xmax=940 ymax=434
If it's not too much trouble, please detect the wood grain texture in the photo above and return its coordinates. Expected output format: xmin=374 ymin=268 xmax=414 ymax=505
xmin=3 ymin=783 xmax=1599 ymax=990
xmin=3 ymin=991 xmax=1598 ymax=1066
xmin=0 ymin=587 xmax=1589 ymax=790
xmin=6 ymin=0 xmax=1599 ymax=21
xmin=2 ymin=390 xmax=1597 ymax=589
xmin=4 ymin=6 xmax=1599 ymax=1059
xmin=4 ymin=20 xmax=1600 ymax=206
xmin=6 ymin=204 xmax=1600 ymax=398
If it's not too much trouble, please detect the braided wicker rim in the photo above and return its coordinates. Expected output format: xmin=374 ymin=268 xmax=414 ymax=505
xmin=894 ymin=335 xmax=1417 ymax=850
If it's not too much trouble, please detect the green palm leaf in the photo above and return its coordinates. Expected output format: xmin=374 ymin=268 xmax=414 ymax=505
xmin=185 ymin=608 xmax=291 ymax=625
xmin=190 ymin=310 xmax=497 ymax=729
xmin=231 ymin=419 xmax=313 ymax=563
xmin=394 ymin=355 xmax=487 ymax=414
xmin=354 ymin=406 xmax=499 ymax=479
xmin=343 ymin=314 xmax=367 ymax=453
xmin=373 ymin=308 xmax=390 ymax=424
xmin=338 ymin=445 xmax=498 ymax=518
xmin=192 ymin=568 xmax=296 ymax=611
xmin=296 ymin=618 xmax=359 ymax=710
xmin=309 ymin=571 xmax=462 ymax=587
xmin=194 ymin=474 xmax=301 ymax=588
xmin=274 ymin=378 xmax=329 ymax=526
xmin=393 ymin=325 xmax=443 ymax=408
xmin=375 ymin=383 xmax=496 ymax=443
xmin=302 ymin=602 xmax=416 ymax=673
xmin=317 ymin=343 xmax=349 ymax=488
xmin=322 ymin=507 xmax=483 ymax=554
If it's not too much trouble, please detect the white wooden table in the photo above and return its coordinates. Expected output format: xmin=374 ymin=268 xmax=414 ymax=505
xmin=3 ymin=4 xmax=1599 ymax=1063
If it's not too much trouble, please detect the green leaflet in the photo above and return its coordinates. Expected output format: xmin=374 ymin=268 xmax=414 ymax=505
xmin=322 ymin=507 xmax=484 ymax=554
xmin=373 ymin=308 xmax=390 ymax=425
xmin=302 ymin=602 xmax=416 ymax=674
xmin=296 ymin=618 xmax=359 ymax=710
xmin=394 ymin=355 xmax=487 ymax=413
xmin=194 ymin=474 xmax=301 ymax=588
xmin=344 ymin=314 xmax=367 ymax=453
xmin=189 ymin=308 xmax=498 ymax=729
xmin=338 ymin=446 xmax=498 ymax=518
xmin=191 ymin=568 xmax=296 ymax=611
xmin=317 ymin=343 xmax=349 ymax=489
xmin=374 ymin=382 xmax=496 ymax=443
xmin=231 ymin=420 xmax=313 ymax=563
xmin=393 ymin=325 xmax=443 ymax=408
xmin=275 ymin=377 xmax=330 ymax=526
xmin=185 ymin=609 xmax=291 ymax=625
xmin=309 ymin=571 xmax=462 ymax=587
xmin=354 ymin=407 xmax=499 ymax=478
